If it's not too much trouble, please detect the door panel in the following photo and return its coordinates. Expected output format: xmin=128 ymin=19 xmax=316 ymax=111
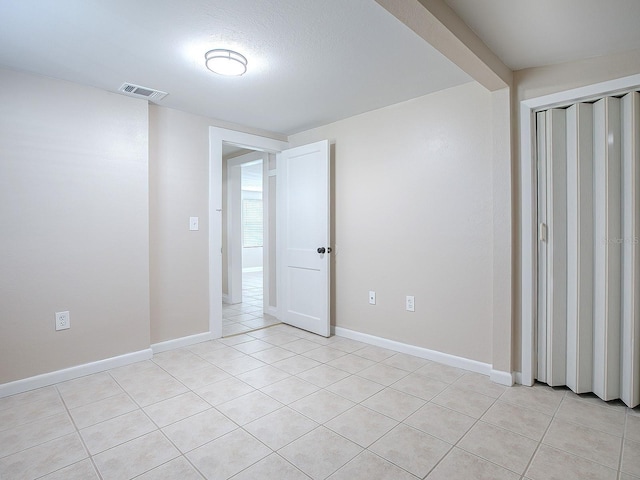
xmin=277 ymin=140 xmax=330 ymax=337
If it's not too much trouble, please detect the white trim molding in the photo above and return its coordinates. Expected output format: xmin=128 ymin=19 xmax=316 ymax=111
xmin=209 ymin=127 xmax=288 ymax=340
xmin=519 ymin=73 xmax=640 ymax=386
xmin=333 ymin=326 xmax=500 ymax=379
xmin=0 ymin=349 xmax=153 ymax=398
xmin=150 ymin=332 xmax=213 ymax=355
xmin=490 ymin=369 xmax=515 ymax=386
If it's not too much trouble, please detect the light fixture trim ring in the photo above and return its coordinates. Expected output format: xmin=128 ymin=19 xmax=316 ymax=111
xmin=205 ymin=48 xmax=248 ymax=76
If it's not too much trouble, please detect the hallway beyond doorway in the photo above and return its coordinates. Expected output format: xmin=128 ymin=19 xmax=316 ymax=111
xmin=223 ymin=271 xmax=279 ymax=336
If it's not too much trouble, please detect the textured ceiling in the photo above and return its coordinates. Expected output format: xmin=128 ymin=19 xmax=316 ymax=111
xmin=0 ymin=0 xmax=471 ymax=135
xmin=444 ymin=0 xmax=640 ymax=71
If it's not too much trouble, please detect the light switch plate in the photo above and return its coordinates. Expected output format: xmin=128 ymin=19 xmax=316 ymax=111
xmin=189 ymin=217 xmax=199 ymax=231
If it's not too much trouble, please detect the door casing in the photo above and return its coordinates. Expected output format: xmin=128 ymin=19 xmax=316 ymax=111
xmin=209 ymin=127 xmax=288 ymax=338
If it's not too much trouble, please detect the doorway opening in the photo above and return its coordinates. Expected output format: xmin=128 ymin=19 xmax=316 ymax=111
xmin=221 ymin=144 xmax=279 ymax=337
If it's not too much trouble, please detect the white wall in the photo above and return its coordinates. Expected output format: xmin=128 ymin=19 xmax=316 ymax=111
xmin=0 ymin=68 xmax=150 ymax=383
xmin=289 ymin=81 xmax=494 ymax=363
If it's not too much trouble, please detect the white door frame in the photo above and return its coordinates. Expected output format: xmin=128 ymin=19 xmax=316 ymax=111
xmin=226 ymin=151 xmax=268 ymax=305
xmin=209 ymin=127 xmax=288 ymax=338
xmin=519 ymin=73 xmax=640 ymax=385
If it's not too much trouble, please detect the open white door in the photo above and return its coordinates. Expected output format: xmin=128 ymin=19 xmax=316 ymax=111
xmin=277 ymin=140 xmax=331 ymax=337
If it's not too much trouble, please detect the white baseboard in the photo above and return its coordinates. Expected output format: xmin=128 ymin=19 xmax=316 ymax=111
xmin=490 ymin=369 xmax=515 ymax=386
xmin=513 ymin=371 xmax=524 ymax=385
xmin=265 ymin=306 xmax=278 ymax=317
xmin=0 ymin=348 xmax=153 ymax=399
xmin=333 ymin=326 xmax=492 ymax=377
xmin=151 ymin=332 xmax=213 ymax=354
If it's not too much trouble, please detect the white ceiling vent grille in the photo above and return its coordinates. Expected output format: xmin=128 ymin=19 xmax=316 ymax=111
xmin=118 ymin=83 xmax=168 ymax=101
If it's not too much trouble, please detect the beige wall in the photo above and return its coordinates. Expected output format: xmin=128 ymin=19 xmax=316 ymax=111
xmin=289 ymin=82 xmax=494 ymax=363
xmin=0 ymin=69 xmax=150 ymax=383
xmin=149 ymin=106 xmax=211 ymax=343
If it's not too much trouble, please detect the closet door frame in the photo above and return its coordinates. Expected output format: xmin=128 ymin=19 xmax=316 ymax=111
xmin=519 ymin=73 xmax=640 ymax=386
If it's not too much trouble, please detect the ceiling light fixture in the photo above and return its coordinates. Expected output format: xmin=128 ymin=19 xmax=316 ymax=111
xmin=205 ymin=49 xmax=248 ymax=76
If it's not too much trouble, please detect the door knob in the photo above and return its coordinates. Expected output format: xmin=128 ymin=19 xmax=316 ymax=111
xmin=317 ymin=247 xmax=326 ymax=254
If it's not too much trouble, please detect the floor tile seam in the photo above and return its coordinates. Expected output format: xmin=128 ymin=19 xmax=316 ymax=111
xmin=0 ymin=404 xmax=71 ymax=437
xmin=277 ymin=424 xmax=364 ymax=478
xmin=447 ymin=391 xmax=536 ymax=478
xmin=165 ymin=420 xmax=243 ymax=457
xmin=327 ymin=402 xmax=401 ymax=432
xmin=75 ymin=392 xmax=165 ymax=454
xmin=367 ymin=423 xmax=454 ymax=479
xmin=238 ymin=420 xmax=308 ymax=455
xmin=454 ymin=426 xmax=533 ymax=478
xmin=107 ymin=367 xmax=191 ymax=418
xmin=145 ymin=400 xmax=215 ymax=430
xmin=420 ymin=441 xmax=456 ymax=479
xmin=257 ymin=379 xmax=320 ymax=405
xmin=448 ymin=380 xmax=506 ymax=400
xmin=562 ymin=390 xmax=628 ymax=417
xmin=618 ymin=413 xmax=628 ymax=476
xmin=54 ymin=389 xmax=102 ymax=479
xmin=216 ymin=395 xmax=287 ymax=426
xmin=494 ymin=395 xmax=560 ymax=417
xmin=550 ymin=414 xmax=626 ymax=438
xmin=286 ymin=390 xmax=353 ymax=424
xmin=486 ymin=397 xmax=557 ymax=423
xmin=399 ymin=368 xmax=460 ymax=385
xmin=228 ymin=452 xmax=311 ymax=480
xmin=431 ymin=380 xmax=500 ymax=417
xmin=409 ymin=397 xmax=477 ymax=426
xmin=381 ymin=384 xmax=436 ymax=405
xmin=100 ymin=430 xmax=183 ymax=479
xmin=431 ymin=445 xmax=527 ymax=479
xmin=324 ymin=381 xmax=383 ymax=404
xmin=0 ymin=391 xmax=58 ymax=414
xmin=476 ymin=409 xmax=549 ymax=443
xmin=29 ymin=458 xmax=103 ymax=480
xmin=125 ymin=456 xmax=202 ymax=480
xmin=521 ymin=404 xmax=572 ymax=479
xmin=534 ymin=441 xmax=622 ymax=474
xmin=359 ymin=448 xmax=423 ymax=479
xmin=56 ymin=377 xmax=120 ymax=399
xmin=0 ymin=403 xmax=86 ymax=469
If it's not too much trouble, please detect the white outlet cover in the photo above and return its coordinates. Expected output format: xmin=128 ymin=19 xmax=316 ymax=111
xmin=406 ymin=296 xmax=415 ymax=312
xmin=55 ymin=311 xmax=70 ymax=331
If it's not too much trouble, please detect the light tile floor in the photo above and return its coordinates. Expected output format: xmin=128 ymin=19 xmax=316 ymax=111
xmin=1 ymin=323 xmax=639 ymax=479
xmin=223 ymin=271 xmax=280 ymax=337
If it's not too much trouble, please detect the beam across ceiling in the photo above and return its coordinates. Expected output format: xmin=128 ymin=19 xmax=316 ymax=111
xmin=375 ymin=0 xmax=512 ymax=91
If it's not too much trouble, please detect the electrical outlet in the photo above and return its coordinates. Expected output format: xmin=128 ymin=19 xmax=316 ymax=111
xmin=55 ymin=311 xmax=70 ymax=331
xmin=368 ymin=291 xmax=376 ymax=305
xmin=406 ymin=296 xmax=415 ymax=312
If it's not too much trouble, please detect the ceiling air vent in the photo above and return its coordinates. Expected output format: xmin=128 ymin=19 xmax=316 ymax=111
xmin=118 ymin=83 xmax=168 ymax=101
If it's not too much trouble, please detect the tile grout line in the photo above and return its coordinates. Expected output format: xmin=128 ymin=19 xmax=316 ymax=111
xmin=53 ymin=383 xmax=104 ymax=480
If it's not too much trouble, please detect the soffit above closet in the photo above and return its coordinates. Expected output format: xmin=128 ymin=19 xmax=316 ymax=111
xmin=444 ymin=0 xmax=640 ymax=71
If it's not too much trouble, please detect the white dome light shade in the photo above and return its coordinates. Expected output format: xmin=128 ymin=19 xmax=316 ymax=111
xmin=205 ymin=49 xmax=247 ymax=76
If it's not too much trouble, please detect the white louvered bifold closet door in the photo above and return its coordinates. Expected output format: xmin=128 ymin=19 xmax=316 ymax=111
xmin=536 ymin=91 xmax=640 ymax=408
